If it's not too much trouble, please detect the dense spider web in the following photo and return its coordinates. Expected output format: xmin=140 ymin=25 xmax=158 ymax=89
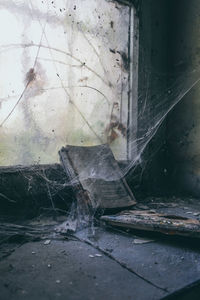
xmin=0 ymin=0 xmax=200 ymax=232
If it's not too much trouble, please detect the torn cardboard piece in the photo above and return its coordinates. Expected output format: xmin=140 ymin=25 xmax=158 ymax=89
xmin=59 ymin=144 xmax=136 ymax=209
xmin=101 ymin=210 xmax=200 ymax=238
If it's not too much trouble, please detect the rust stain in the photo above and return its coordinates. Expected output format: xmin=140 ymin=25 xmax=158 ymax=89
xmin=78 ymin=77 xmax=89 ymax=83
xmin=107 ymin=129 xmax=119 ymax=143
xmin=25 ymin=68 xmax=36 ymax=84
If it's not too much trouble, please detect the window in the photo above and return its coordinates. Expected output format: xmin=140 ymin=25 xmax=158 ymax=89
xmin=0 ymin=0 xmax=138 ymax=166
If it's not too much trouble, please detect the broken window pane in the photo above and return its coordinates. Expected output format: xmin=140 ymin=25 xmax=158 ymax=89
xmin=0 ymin=0 xmax=134 ymax=166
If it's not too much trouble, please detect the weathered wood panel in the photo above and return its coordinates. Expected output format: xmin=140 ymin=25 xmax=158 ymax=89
xmin=101 ymin=210 xmax=200 ymax=238
xmin=59 ymin=144 xmax=136 ymax=209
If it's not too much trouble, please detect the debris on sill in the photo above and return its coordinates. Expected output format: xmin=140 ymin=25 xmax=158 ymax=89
xmin=101 ymin=210 xmax=200 ymax=239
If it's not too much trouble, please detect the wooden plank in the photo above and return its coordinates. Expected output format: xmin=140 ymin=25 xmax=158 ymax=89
xmin=101 ymin=210 xmax=200 ymax=238
xmin=59 ymin=144 xmax=136 ymax=209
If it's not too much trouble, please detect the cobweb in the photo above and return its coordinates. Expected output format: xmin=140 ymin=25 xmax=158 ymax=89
xmin=0 ymin=0 xmax=200 ymax=233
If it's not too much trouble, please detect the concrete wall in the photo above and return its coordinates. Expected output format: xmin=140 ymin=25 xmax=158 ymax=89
xmin=131 ymin=0 xmax=170 ymax=197
xmin=167 ymin=0 xmax=200 ymax=197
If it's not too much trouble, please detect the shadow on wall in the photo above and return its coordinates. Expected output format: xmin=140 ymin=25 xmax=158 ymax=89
xmin=167 ymin=0 xmax=200 ymax=197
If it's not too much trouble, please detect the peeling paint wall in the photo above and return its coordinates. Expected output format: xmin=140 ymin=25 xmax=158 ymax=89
xmin=0 ymin=0 xmax=132 ymax=166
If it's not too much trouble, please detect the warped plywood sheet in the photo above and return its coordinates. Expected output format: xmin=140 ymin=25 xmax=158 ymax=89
xmin=59 ymin=144 xmax=136 ymax=209
xmin=101 ymin=210 xmax=200 ymax=238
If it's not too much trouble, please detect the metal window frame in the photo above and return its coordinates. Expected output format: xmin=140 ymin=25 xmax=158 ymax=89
xmin=128 ymin=2 xmax=139 ymax=161
xmin=113 ymin=0 xmax=139 ymax=162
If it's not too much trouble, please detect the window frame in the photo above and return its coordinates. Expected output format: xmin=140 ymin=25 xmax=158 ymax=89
xmin=0 ymin=0 xmax=140 ymax=170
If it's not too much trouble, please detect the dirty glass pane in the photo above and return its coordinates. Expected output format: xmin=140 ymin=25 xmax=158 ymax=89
xmin=0 ymin=0 xmax=132 ymax=166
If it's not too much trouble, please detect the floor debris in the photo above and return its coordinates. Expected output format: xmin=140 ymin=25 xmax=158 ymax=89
xmin=55 ymin=219 xmax=78 ymax=234
xmin=56 ymin=280 xmax=61 ymax=284
xmin=44 ymin=239 xmax=51 ymax=245
xmin=193 ymin=212 xmax=200 ymax=216
xmin=136 ymin=204 xmax=149 ymax=210
xmin=101 ymin=210 xmax=200 ymax=238
xmin=133 ymin=238 xmax=155 ymax=244
xmin=88 ymin=253 xmax=103 ymax=258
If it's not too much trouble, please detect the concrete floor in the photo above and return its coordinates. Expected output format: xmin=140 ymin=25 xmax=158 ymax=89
xmin=1 ymin=198 xmax=200 ymax=300
xmin=0 ymin=224 xmax=200 ymax=300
